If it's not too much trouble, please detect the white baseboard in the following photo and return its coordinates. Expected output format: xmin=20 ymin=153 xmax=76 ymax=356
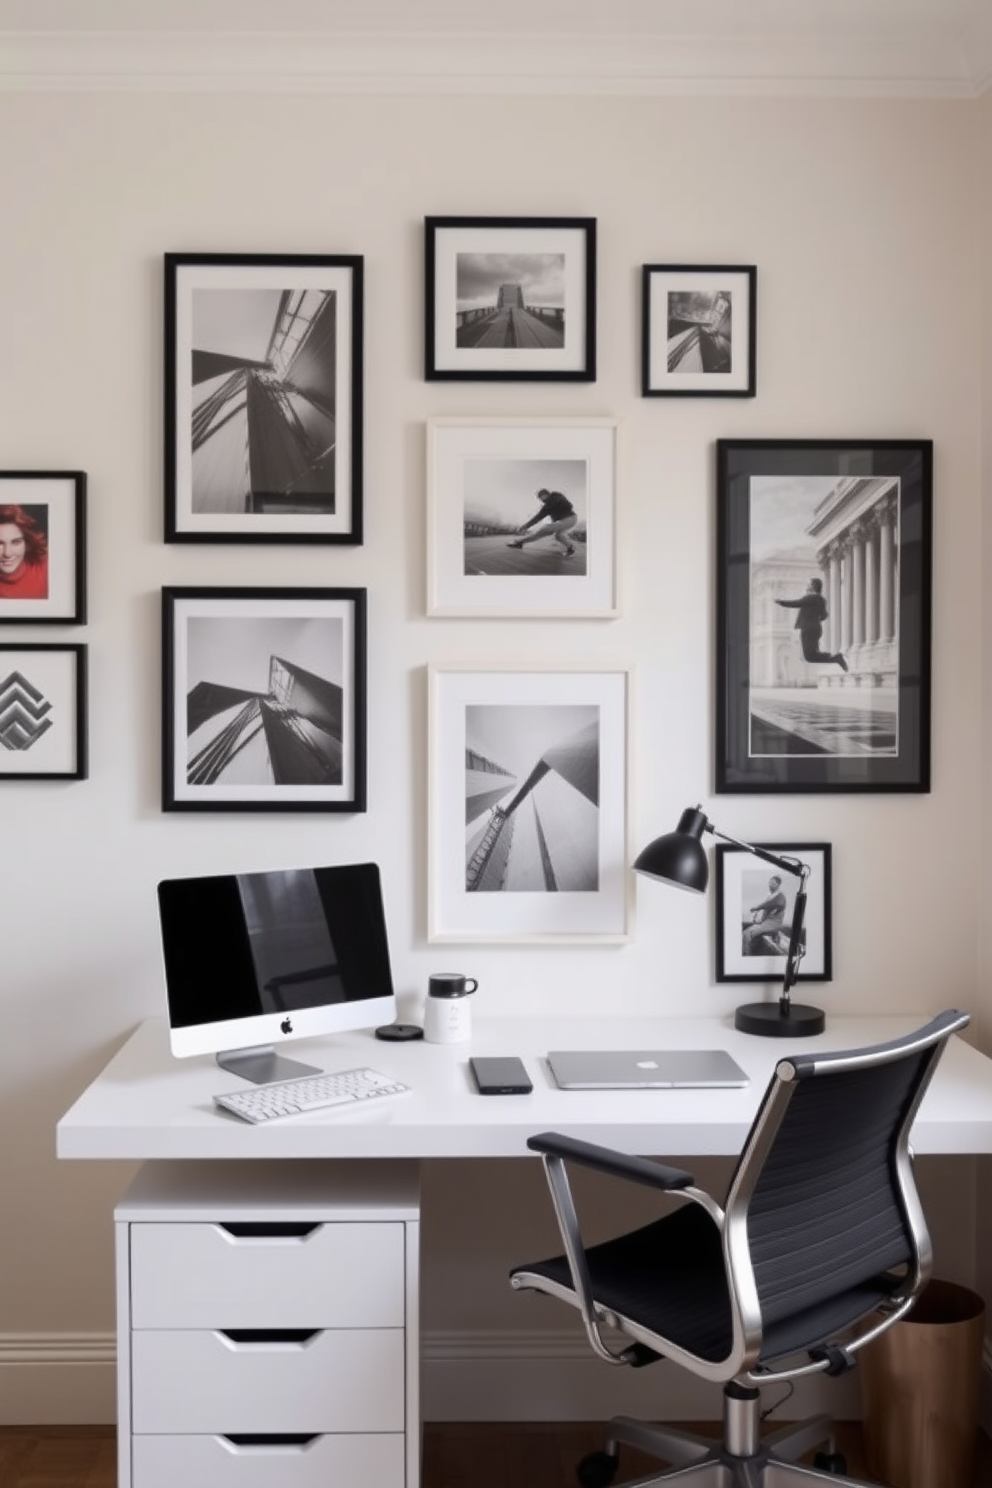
xmin=3 ymin=1330 xmax=990 ymax=1429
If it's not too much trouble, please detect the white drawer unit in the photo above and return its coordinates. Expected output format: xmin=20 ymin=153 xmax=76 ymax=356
xmin=115 ymin=1159 xmax=421 ymax=1488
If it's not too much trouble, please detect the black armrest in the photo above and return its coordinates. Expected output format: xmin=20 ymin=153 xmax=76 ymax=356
xmin=526 ymin=1132 xmax=694 ymax=1191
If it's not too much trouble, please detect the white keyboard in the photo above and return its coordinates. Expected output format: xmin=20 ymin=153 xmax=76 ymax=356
xmin=213 ymin=1066 xmax=410 ymax=1124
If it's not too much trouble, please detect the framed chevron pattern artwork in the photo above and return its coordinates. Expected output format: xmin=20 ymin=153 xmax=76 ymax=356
xmin=0 ymin=644 xmax=87 ymax=779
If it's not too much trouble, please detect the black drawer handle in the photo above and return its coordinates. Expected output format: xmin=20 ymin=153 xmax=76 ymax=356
xmin=220 ymin=1328 xmax=321 ymax=1345
xmin=223 ymin=1434 xmax=320 ymax=1448
xmin=219 ymin=1222 xmax=320 ymax=1239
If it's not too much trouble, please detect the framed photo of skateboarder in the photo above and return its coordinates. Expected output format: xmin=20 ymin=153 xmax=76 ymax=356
xmin=426 ymin=417 xmax=619 ymax=618
xmin=424 ymin=217 xmax=596 ymax=382
xmin=716 ymin=439 xmax=932 ymax=794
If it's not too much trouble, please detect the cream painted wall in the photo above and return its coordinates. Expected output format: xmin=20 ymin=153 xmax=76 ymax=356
xmin=0 ymin=89 xmax=984 ymax=1418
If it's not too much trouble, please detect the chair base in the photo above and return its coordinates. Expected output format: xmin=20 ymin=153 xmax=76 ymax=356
xmin=590 ymin=1390 xmax=876 ymax=1486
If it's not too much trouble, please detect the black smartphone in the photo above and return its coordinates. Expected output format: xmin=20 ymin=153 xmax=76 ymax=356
xmin=470 ymin=1056 xmax=533 ymax=1095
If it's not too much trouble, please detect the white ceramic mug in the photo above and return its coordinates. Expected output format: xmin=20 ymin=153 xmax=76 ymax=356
xmin=423 ymin=973 xmax=478 ymax=1044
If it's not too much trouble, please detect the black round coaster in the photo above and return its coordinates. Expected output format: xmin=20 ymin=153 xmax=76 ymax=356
xmin=374 ymin=1022 xmax=425 ymax=1042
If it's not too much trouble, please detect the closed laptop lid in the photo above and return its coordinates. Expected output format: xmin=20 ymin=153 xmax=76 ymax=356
xmin=547 ymin=1049 xmax=749 ymax=1090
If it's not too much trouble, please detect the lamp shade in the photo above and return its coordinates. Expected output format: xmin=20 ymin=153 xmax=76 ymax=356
xmin=633 ymin=806 xmax=709 ymax=894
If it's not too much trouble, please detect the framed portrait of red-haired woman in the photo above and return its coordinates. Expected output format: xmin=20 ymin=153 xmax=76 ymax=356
xmin=0 ymin=471 xmax=86 ymax=624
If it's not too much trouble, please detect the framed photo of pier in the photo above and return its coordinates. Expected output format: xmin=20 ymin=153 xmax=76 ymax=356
xmin=165 ymin=254 xmax=363 ymax=544
xmin=0 ymin=643 xmax=87 ymax=780
xmin=716 ymin=439 xmax=932 ymax=794
xmin=424 ymin=217 xmax=596 ymax=382
xmin=715 ymin=842 xmax=832 ymax=983
xmin=428 ymin=665 xmax=629 ymax=942
xmin=642 ymin=265 xmax=756 ymax=397
xmin=162 ymin=587 xmax=367 ymax=812
xmin=426 ymin=417 xmax=619 ymax=617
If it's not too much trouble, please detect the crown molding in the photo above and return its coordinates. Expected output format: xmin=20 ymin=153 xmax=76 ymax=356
xmin=0 ymin=27 xmax=982 ymax=97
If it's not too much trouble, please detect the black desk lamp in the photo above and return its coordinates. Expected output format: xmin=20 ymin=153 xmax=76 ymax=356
xmin=634 ymin=805 xmax=825 ymax=1038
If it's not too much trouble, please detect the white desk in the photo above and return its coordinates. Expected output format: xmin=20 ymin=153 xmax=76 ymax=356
xmin=57 ymin=1013 xmax=992 ymax=1161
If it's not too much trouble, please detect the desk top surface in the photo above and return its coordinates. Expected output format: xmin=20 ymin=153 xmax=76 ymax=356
xmin=56 ymin=1014 xmax=992 ymax=1161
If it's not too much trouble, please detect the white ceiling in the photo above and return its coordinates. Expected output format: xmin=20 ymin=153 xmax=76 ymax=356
xmin=0 ymin=0 xmax=989 ymax=95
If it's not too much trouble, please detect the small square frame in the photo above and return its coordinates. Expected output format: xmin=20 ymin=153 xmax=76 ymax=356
xmin=0 ymin=472 xmax=86 ymax=624
xmin=428 ymin=665 xmax=629 ymax=942
xmin=715 ymin=842 xmax=832 ymax=983
xmin=642 ymin=264 xmax=756 ymax=397
xmin=162 ymin=587 xmax=367 ymax=812
xmin=0 ymin=643 xmax=87 ymax=779
xmin=165 ymin=253 xmax=363 ymax=544
xmin=427 ymin=417 xmax=619 ymax=618
xmin=425 ymin=216 xmax=596 ymax=382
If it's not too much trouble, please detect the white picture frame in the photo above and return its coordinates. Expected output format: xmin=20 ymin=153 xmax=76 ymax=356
xmin=428 ymin=665 xmax=630 ymax=943
xmin=427 ymin=417 xmax=619 ymax=618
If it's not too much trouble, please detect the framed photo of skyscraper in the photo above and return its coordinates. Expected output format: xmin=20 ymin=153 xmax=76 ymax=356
xmin=164 ymin=254 xmax=363 ymax=543
xmin=162 ymin=587 xmax=367 ymax=812
xmin=716 ymin=440 xmax=932 ymax=794
xmin=642 ymin=265 xmax=756 ymax=396
xmin=428 ymin=665 xmax=629 ymax=942
xmin=424 ymin=217 xmax=596 ymax=382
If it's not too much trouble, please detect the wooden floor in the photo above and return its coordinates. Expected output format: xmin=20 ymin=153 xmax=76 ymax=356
xmin=2 ymin=1420 xmax=991 ymax=1487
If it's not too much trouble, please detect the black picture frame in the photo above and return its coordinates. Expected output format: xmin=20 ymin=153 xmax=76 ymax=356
xmin=162 ymin=587 xmax=367 ymax=812
xmin=164 ymin=253 xmax=364 ymax=544
xmin=641 ymin=265 xmax=756 ymax=398
xmin=717 ymin=439 xmax=932 ymax=793
xmin=424 ymin=216 xmax=596 ymax=382
xmin=715 ymin=842 xmax=832 ymax=983
xmin=0 ymin=471 xmax=86 ymax=624
xmin=0 ymin=643 xmax=87 ymax=780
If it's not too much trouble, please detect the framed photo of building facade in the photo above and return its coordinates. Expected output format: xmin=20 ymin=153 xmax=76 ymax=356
xmin=715 ymin=842 xmax=832 ymax=983
xmin=642 ymin=265 xmax=756 ymax=397
xmin=428 ymin=666 xmax=629 ymax=942
xmin=424 ymin=217 xmax=596 ymax=382
xmin=0 ymin=643 xmax=87 ymax=779
xmin=0 ymin=471 xmax=86 ymax=624
xmin=165 ymin=254 xmax=363 ymax=544
xmin=717 ymin=440 xmax=932 ymax=793
xmin=427 ymin=417 xmax=619 ymax=617
xmin=162 ymin=587 xmax=366 ymax=812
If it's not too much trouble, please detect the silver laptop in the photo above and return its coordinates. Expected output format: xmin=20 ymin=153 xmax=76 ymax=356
xmin=547 ymin=1049 xmax=749 ymax=1090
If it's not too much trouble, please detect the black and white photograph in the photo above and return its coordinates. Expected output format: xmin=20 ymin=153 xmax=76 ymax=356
xmin=642 ymin=264 xmax=756 ymax=397
xmin=162 ymin=588 xmax=366 ymax=812
xmin=717 ymin=440 xmax=932 ymax=793
xmin=0 ymin=472 xmax=86 ymax=624
xmin=425 ymin=217 xmax=596 ymax=381
xmin=427 ymin=418 xmax=618 ymax=617
xmin=429 ymin=666 xmax=628 ymax=941
xmin=716 ymin=842 xmax=832 ymax=982
xmin=0 ymin=644 xmax=87 ymax=779
xmin=165 ymin=254 xmax=363 ymax=543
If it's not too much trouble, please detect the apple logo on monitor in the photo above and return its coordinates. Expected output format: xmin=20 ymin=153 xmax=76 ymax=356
xmin=280 ymin=1018 xmax=293 ymax=1035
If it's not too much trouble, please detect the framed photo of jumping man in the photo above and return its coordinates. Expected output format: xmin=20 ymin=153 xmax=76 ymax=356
xmin=424 ymin=217 xmax=596 ymax=382
xmin=715 ymin=842 xmax=832 ymax=983
xmin=426 ymin=417 xmax=619 ymax=618
xmin=716 ymin=439 xmax=932 ymax=794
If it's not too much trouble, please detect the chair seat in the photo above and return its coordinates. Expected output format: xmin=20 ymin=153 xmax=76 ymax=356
xmin=512 ymin=1199 xmax=902 ymax=1369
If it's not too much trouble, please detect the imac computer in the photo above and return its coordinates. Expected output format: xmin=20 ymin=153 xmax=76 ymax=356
xmin=157 ymin=861 xmax=397 ymax=1084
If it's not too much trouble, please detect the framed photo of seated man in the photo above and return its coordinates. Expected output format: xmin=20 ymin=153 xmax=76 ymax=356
xmin=715 ymin=841 xmax=832 ymax=984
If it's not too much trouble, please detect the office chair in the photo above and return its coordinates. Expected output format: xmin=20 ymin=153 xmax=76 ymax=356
xmin=510 ymin=1009 xmax=969 ymax=1486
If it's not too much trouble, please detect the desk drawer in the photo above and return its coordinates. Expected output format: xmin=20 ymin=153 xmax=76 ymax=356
xmin=130 ymin=1221 xmax=405 ymax=1329
xmin=131 ymin=1328 xmax=405 ymax=1434
xmin=131 ymin=1432 xmax=404 ymax=1488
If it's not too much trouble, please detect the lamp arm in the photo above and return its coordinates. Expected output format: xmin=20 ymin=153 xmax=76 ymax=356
xmin=706 ymin=823 xmax=805 ymax=880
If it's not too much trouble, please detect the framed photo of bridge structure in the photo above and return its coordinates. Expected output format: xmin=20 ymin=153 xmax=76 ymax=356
xmin=426 ymin=417 xmax=619 ymax=617
xmin=642 ymin=264 xmax=756 ymax=397
xmin=424 ymin=216 xmax=596 ymax=382
xmin=165 ymin=253 xmax=364 ymax=544
xmin=716 ymin=439 xmax=933 ymax=794
xmin=162 ymin=587 xmax=367 ymax=812
xmin=428 ymin=665 xmax=629 ymax=942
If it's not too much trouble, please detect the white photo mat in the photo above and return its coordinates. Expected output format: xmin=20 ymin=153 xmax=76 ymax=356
xmin=427 ymin=417 xmax=619 ymax=617
xmin=429 ymin=666 xmax=629 ymax=942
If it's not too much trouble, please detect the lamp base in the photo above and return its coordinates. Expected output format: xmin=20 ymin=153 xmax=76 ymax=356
xmin=734 ymin=1000 xmax=825 ymax=1038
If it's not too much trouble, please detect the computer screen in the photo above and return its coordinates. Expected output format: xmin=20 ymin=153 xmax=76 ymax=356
xmin=157 ymin=861 xmax=396 ymax=1083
